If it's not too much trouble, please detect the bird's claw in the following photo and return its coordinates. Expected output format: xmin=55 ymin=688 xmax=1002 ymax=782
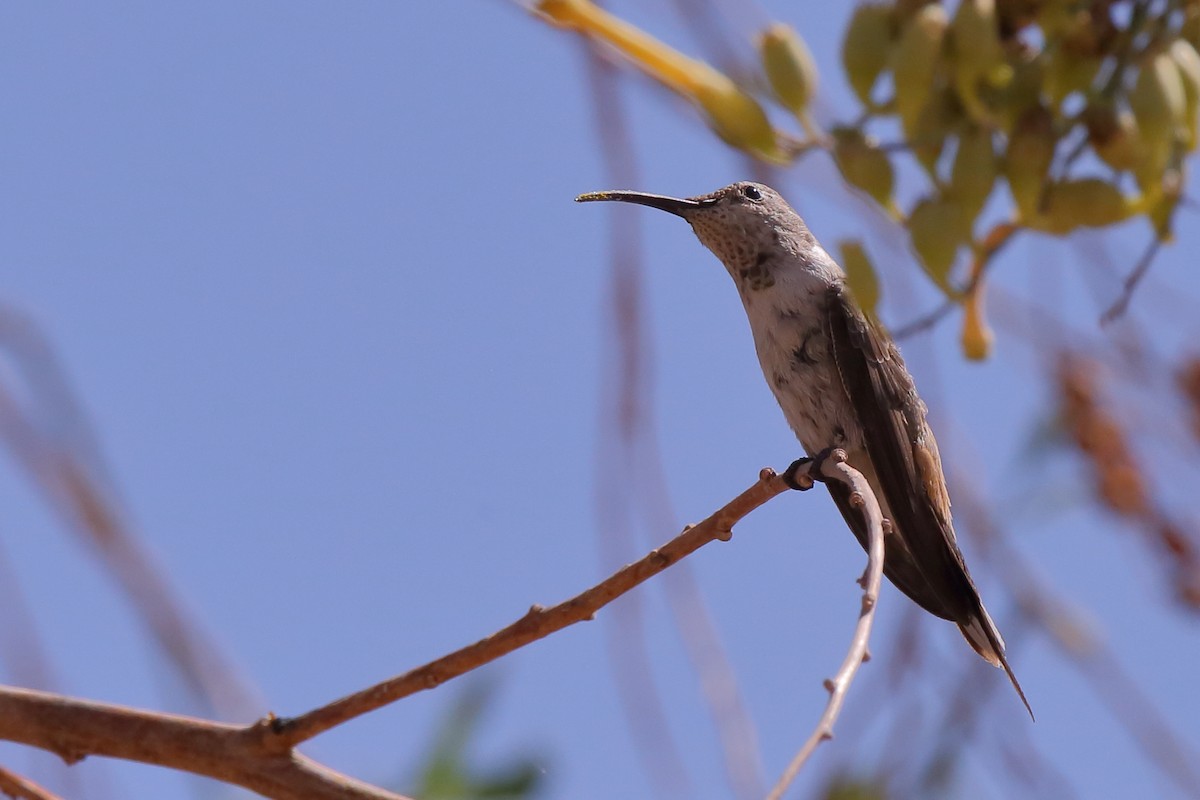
xmin=784 ymin=447 xmax=843 ymax=490
xmin=782 ymin=457 xmax=815 ymax=491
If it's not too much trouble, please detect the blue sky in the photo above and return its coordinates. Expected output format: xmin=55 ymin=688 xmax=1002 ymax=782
xmin=2 ymin=2 xmax=1199 ymax=799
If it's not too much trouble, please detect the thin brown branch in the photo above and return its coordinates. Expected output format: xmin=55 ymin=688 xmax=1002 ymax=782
xmin=0 ymin=764 xmax=61 ymax=800
xmin=1099 ymin=237 xmax=1163 ymax=325
xmin=893 ymin=221 xmax=1021 ymax=340
xmin=0 ymin=687 xmax=409 ymax=800
xmin=0 ymin=464 xmax=834 ymax=797
xmin=767 ymin=452 xmax=886 ymax=800
xmin=891 ymin=297 xmax=956 ymax=340
xmin=268 ymin=466 xmax=800 ymax=750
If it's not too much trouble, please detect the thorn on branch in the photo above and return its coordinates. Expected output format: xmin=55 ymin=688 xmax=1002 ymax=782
xmin=822 ymin=679 xmax=835 ymax=694
xmin=59 ymin=750 xmax=87 ymax=766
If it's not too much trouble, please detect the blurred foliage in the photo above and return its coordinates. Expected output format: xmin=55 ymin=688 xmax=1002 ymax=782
xmin=841 ymin=238 xmax=884 ymax=318
xmin=408 ymin=681 xmax=544 ymax=800
xmin=1058 ymin=354 xmax=1200 ymax=607
xmin=821 ymin=774 xmax=891 ymax=800
xmin=533 ymin=0 xmax=1200 ymax=359
xmin=521 ymin=3 xmax=1200 ymax=797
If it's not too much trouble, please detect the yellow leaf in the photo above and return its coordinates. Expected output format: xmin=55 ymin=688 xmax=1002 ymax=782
xmin=839 ymin=239 xmax=881 ymax=318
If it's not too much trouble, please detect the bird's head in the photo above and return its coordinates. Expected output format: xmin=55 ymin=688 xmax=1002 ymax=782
xmin=576 ymin=182 xmax=815 ymax=282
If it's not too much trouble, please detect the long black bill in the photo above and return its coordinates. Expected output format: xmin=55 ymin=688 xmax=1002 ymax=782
xmin=575 ymin=190 xmax=712 ymax=218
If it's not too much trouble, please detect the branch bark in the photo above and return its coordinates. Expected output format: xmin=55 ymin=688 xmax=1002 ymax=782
xmin=0 ymin=463 xmax=821 ymax=798
xmin=0 ymin=764 xmax=61 ymax=800
xmin=767 ymin=452 xmax=886 ymax=800
xmin=266 ymin=465 xmax=796 ymax=750
xmin=0 ymin=687 xmax=408 ymax=800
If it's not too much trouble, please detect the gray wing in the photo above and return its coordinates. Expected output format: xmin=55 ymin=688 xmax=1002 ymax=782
xmin=821 ymin=285 xmax=982 ymax=625
xmin=825 ymin=475 xmax=954 ymax=620
xmin=822 ymin=285 xmax=1033 ymax=718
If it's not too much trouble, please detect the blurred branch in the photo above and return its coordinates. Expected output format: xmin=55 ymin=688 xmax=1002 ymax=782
xmin=768 ymin=452 xmax=885 ymax=800
xmin=0 ymin=687 xmax=409 ymax=800
xmin=0 ymin=460 xmax=861 ymax=794
xmin=268 ymin=463 xmax=805 ymax=749
xmin=953 ymin=475 xmax=1200 ymax=798
xmin=0 ymin=541 xmax=59 ymax=692
xmin=1002 ymin=551 xmax=1200 ymax=797
xmin=0 ymin=765 xmax=61 ymax=800
xmin=893 ymin=222 xmax=1021 ymax=342
xmin=1057 ymin=353 xmax=1200 ymax=609
xmin=582 ymin=28 xmax=694 ymax=798
xmin=1099 ymin=238 xmax=1163 ymax=325
xmin=583 ymin=23 xmax=765 ymax=798
xmin=0 ymin=306 xmax=260 ymax=719
xmin=0 ymin=544 xmax=88 ymax=799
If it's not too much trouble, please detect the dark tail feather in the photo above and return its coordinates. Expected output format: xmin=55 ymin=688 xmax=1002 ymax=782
xmin=958 ymin=607 xmax=1034 ymax=721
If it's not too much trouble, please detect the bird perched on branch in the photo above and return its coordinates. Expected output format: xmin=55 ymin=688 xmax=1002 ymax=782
xmin=577 ymin=181 xmax=1031 ymax=718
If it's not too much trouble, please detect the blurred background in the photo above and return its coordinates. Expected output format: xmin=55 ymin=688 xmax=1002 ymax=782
xmin=1 ymin=1 xmax=1199 ymax=798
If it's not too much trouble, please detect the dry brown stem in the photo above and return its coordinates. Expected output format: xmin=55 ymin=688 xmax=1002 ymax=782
xmin=0 ymin=687 xmax=409 ymax=800
xmin=767 ymin=452 xmax=886 ymax=800
xmin=267 ymin=466 xmax=796 ymax=749
xmin=0 ymin=764 xmax=61 ymax=800
xmin=0 ymin=463 xmax=819 ymax=797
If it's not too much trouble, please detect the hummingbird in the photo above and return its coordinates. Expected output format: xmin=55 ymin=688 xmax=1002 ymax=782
xmin=577 ymin=181 xmax=1031 ymax=717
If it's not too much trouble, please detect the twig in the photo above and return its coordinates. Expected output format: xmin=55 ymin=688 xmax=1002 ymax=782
xmin=0 ymin=463 xmax=840 ymax=797
xmin=892 ymin=297 xmax=956 ymax=340
xmin=582 ymin=33 xmax=695 ymax=798
xmin=766 ymin=451 xmax=886 ymax=800
xmin=0 ymin=688 xmax=409 ymax=800
xmin=0 ymin=765 xmax=61 ymax=800
xmin=893 ymin=222 xmax=1020 ymax=340
xmin=1100 ymin=238 xmax=1162 ymax=325
xmin=267 ymin=466 xmax=800 ymax=750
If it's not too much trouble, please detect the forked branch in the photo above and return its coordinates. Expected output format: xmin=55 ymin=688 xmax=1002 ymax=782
xmin=3 ymin=461 xmax=877 ymax=799
xmin=768 ymin=451 xmax=887 ymax=800
xmin=264 ymin=464 xmax=799 ymax=749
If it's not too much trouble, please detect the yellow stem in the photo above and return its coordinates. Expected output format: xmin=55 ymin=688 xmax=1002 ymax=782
xmin=535 ymin=0 xmax=720 ymax=97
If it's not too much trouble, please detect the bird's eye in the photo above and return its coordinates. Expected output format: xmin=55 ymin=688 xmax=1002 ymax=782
xmin=742 ymin=185 xmax=762 ymax=201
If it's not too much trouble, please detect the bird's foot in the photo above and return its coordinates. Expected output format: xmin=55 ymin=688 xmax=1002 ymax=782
xmin=783 ymin=447 xmax=846 ymax=491
xmin=782 ymin=457 xmax=815 ymax=491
